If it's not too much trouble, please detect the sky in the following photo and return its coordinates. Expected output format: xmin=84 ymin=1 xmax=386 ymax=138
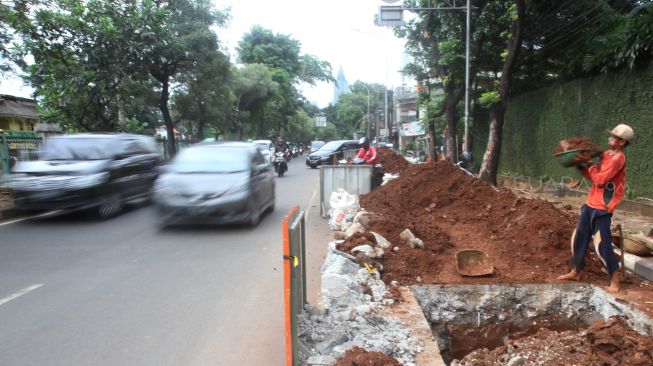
xmin=213 ymin=0 xmax=410 ymax=107
xmin=1 ymin=0 xmax=411 ymax=108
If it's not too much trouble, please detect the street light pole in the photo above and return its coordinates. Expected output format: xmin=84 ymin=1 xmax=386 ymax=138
xmin=463 ymin=0 xmax=470 ymax=154
xmin=365 ymin=85 xmax=371 ymax=138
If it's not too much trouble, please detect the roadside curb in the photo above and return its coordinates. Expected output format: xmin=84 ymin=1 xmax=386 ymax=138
xmin=618 ymin=249 xmax=653 ymax=281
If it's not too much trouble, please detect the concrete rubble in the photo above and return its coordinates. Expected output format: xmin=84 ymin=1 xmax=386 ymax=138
xmin=299 ymin=243 xmax=422 ymax=365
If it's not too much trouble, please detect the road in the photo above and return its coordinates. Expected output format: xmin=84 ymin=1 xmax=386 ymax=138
xmin=0 ymin=157 xmax=330 ymax=366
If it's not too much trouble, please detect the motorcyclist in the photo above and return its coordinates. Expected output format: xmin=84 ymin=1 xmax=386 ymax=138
xmin=276 ymin=139 xmax=291 ymax=159
xmin=355 ymin=137 xmax=378 ymax=165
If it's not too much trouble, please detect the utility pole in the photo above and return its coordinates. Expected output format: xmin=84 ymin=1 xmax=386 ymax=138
xmin=463 ymin=0 xmax=470 ymax=154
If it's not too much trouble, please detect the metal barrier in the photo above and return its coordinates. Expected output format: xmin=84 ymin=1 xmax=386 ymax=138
xmin=343 ymin=148 xmax=359 ymax=161
xmin=283 ymin=206 xmax=310 ymax=366
xmin=320 ymin=165 xmax=372 ymax=217
xmin=0 ymin=131 xmax=42 ymax=176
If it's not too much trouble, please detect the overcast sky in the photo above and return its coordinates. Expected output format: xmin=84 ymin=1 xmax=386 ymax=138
xmin=1 ymin=0 xmax=410 ymax=107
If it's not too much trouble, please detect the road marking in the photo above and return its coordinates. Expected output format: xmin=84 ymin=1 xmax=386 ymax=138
xmin=305 ymin=190 xmax=317 ymax=221
xmin=0 ymin=284 xmax=44 ymax=307
xmin=0 ymin=210 xmax=62 ymax=226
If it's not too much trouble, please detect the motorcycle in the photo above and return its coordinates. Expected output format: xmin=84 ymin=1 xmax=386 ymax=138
xmin=283 ymin=149 xmax=292 ymax=161
xmin=274 ymin=152 xmax=288 ymax=177
xmin=292 ymin=147 xmax=299 ymax=158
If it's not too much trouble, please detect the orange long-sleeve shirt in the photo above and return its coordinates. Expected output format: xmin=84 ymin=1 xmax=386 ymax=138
xmin=355 ymin=147 xmax=378 ymax=164
xmin=580 ymin=150 xmax=626 ymax=212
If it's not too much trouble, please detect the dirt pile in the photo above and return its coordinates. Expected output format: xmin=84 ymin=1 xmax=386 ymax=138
xmin=456 ymin=317 xmax=653 ymax=366
xmin=357 ymin=160 xmax=616 ymax=285
xmin=554 ymin=136 xmax=601 ymax=154
xmin=376 ymin=149 xmax=410 ymax=174
xmin=334 ymin=347 xmax=402 ymax=366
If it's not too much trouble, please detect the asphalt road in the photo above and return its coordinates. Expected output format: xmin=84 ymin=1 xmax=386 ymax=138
xmin=0 ymin=157 xmax=327 ymax=366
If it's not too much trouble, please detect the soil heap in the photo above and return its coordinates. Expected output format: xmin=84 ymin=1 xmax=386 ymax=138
xmin=376 ymin=149 xmax=410 ymax=174
xmin=554 ymin=136 xmax=601 ymax=154
xmin=353 ymin=160 xmax=621 ymax=286
xmin=455 ymin=317 xmax=653 ymax=366
xmin=334 ymin=347 xmax=402 ymax=366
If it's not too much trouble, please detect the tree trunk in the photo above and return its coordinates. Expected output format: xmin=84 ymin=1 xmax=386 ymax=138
xmin=428 ymin=119 xmax=437 ymax=161
xmin=159 ymin=79 xmax=176 ymax=158
xmin=445 ymin=98 xmax=458 ymax=164
xmin=479 ymin=0 xmax=525 ymax=184
xmin=478 ymin=107 xmax=504 ymax=185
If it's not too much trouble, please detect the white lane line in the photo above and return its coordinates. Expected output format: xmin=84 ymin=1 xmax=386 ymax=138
xmin=0 ymin=284 xmax=44 ymax=307
xmin=305 ymin=190 xmax=317 ymax=221
xmin=0 ymin=210 xmax=62 ymax=226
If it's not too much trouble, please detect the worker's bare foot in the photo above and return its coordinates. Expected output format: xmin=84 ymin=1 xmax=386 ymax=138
xmin=556 ymin=269 xmax=579 ymax=281
xmin=605 ymin=272 xmax=621 ymax=294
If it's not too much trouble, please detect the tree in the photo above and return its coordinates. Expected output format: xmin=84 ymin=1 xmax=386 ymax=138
xmin=397 ymin=1 xmax=479 ymax=163
xmin=478 ymin=0 xmax=525 ymax=184
xmin=9 ymin=0 xmax=150 ymax=131
xmin=172 ymin=47 xmax=233 ymax=142
xmin=231 ymin=64 xmax=279 ymax=139
xmin=0 ymin=2 xmax=16 ymax=77
xmin=142 ymin=0 xmax=229 ymax=157
xmin=237 ymin=26 xmax=332 ymax=139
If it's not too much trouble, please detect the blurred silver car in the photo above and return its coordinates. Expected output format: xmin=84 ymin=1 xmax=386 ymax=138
xmin=153 ymin=142 xmax=275 ymax=227
xmin=253 ymin=139 xmax=275 ymax=164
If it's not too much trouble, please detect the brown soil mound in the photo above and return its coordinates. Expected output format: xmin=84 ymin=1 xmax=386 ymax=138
xmin=334 ymin=347 xmax=402 ymax=366
xmin=457 ymin=317 xmax=653 ymax=366
xmin=358 ymin=160 xmax=627 ymax=286
xmin=376 ymin=149 xmax=410 ymax=174
xmin=554 ymin=136 xmax=601 ymax=154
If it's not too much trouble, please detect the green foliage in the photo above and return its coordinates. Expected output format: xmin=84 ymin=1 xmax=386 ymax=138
xmin=10 ymin=0 xmax=152 ymax=130
xmin=313 ymin=122 xmax=342 ymax=141
xmin=236 ymin=26 xmax=332 ymax=139
xmin=8 ymin=0 xmax=231 ymax=141
xmin=479 ymin=90 xmax=501 ymax=107
xmin=123 ymin=117 xmax=149 ymax=134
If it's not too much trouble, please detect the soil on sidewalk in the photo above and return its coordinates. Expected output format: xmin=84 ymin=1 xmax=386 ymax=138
xmin=334 ymin=347 xmax=402 ymax=366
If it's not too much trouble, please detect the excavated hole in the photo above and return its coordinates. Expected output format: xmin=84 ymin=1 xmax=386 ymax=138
xmin=411 ymin=283 xmax=653 ymax=365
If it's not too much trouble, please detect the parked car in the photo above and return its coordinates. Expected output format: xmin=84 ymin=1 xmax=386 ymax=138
xmin=7 ymin=133 xmax=160 ymax=218
xmin=309 ymin=140 xmax=326 ymax=153
xmin=152 ymin=142 xmax=275 ymax=227
xmin=253 ymin=139 xmax=275 ymax=164
xmin=305 ymin=140 xmax=360 ymax=169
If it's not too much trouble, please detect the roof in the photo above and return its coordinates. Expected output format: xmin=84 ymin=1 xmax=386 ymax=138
xmin=0 ymin=95 xmax=38 ymax=120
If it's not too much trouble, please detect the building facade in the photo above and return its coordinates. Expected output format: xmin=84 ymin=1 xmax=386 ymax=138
xmin=332 ymin=67 xmax=349 ymax=105
xmin=0 ymin=95 xmax=39 ymax=132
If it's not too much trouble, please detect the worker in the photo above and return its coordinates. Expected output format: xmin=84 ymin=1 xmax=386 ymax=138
xmin=355 ymin=137 xmax=378 ymax=165
xmin=557 ymin=124 xmax=635 ymax=293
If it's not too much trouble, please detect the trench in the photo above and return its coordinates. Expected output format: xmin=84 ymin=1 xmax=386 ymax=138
xmin=411 ymin=284 xmax=653 ymax=365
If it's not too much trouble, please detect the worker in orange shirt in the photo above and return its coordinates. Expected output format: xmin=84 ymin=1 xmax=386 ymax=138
xmin=557 ymin=124 xmax=634 ymax=293
xmin=355 ymin=137 xmax=378 ymax=165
